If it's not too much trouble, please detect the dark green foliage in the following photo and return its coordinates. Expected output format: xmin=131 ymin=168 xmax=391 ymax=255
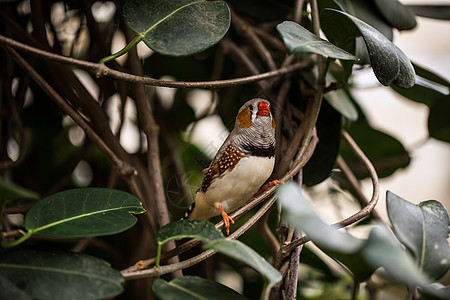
xmin=1 ymin=0 xmax=448 ymax=299
xmin=24 ymin=188 xmax=145 ymax=238
xmin=387 ymin=192 xmax=450 ymax=281
xmin=122 ymin=0 xmax=230 ymax=56
xmin=0 ymin=248 xmax=124 ymax=300
xmin=279 ymin=184 xmax=449 ymax=299
xmin=303 ymin=101 xmax=342 ymax=186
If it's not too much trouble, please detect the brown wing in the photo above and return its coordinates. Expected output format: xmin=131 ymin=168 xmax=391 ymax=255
xmin=200 ymin=144 xmax=245 ymax=193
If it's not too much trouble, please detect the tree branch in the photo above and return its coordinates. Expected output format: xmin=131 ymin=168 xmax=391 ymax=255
xmin=0 ymin=34 xmax=311 ymax=89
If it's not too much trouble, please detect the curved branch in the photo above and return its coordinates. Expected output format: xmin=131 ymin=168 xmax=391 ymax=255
xmin=0 ymin=34 xmax=311 ymax=89
xmin=280 ymin=130 xmax=380 ymax=255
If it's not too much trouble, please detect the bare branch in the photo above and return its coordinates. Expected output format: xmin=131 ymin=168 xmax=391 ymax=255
xmin=0 ymin=34 xmax=311 ymax=89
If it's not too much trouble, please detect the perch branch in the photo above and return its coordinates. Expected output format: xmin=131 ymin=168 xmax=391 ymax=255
xmin=0 ymin=34 xmax=311 ymax=89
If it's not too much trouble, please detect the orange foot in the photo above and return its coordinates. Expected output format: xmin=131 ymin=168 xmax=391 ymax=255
xmin=216 ymin=204 xmax=234 ymax=235
xmin=253 ymin=180 xmax=284 ymax=197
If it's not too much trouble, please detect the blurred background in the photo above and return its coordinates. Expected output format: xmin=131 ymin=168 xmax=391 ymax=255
xmin=353 ymin=0 xmax=450 ymax=218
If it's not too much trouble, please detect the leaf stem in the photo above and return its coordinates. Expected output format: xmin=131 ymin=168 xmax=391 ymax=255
xmin=2 ymin=229 xmax=34 ymax=248
xmin=99 ymin=34 xmax=143 ymax=64
xmin=155 ymin=243 xmax=162 ymax=268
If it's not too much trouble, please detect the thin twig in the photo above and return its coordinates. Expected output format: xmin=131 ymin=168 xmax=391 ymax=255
xmin=232 ymin=13 xmax=277 ymax=71
xmin=1 ymin=45 xmax=137 ymax=178
xmin=124 ymin=26 xmax=182 ymax=278
xmin=0 ymin=34 xmax=311 ymax=89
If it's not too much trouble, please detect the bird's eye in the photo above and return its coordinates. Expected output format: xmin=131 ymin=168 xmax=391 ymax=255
xmin=248 ymin=105 xmax=253 ymax=112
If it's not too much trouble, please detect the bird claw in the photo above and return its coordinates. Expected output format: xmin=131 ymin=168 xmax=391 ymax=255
xmin=253 ymin=180 xmax=284 ymax=197
xmin=216 ymin=205 xmax=234 ymax=235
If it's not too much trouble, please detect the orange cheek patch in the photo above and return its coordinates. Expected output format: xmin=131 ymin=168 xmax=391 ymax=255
xmin=237 ymin=109 xmax=252 ymax=128
xmin=272 ymin=117 xmax=276 ymax=128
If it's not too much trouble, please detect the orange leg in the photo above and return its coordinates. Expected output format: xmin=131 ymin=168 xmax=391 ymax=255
xmin=253 ymin=180 xmax=284 ymax=197
xmin=216 ymin=204 xmax=234 ymax=235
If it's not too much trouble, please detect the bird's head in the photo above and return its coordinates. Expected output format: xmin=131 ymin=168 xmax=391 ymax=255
xmin=236 ymin=98 xmax=276 ymax=130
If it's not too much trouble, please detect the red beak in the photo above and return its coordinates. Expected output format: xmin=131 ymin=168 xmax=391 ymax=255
xmin=257 ymin=102 xmax=270 ymax=117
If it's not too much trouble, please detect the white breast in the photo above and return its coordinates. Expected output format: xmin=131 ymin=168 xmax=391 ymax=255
xmin=195 ymin=156 xmax=275 ymax=219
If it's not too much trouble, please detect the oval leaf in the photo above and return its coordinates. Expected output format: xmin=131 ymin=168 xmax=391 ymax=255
xmin=428 ymin=96 xmax=450 ymax=143
xmin=0 ymin=248 xmax=124 ymax=300
xmin=24 ymin=188 xmax=145 ymax=238
xmin=326 ymin=89 xmax=358 ymax=121
xmin=123 ymin=0 xmax=231 ymax=56
xmin=156 ymin=220 xmax=224 ymax=244
xmin=278 ymin=183 xmax=363 ymax=253
xmin=413 ymin=62 xmax=450 ymax=88
xmin=407 ymin=5 xmax=450 ymax=21
xmin=321 ymin=9 xmax=415 ymax=88
xmin=153 ymin=276 xmax=248 ymax=300
xmin=374 ymin=0 xmax=417 ymax=30
xmin=386 ymin=191 xmax=450 ymax=280
xmin=303 ymin=100 xmax=342 ymax=186
xmin=277 ymin=21 xmax=357 ymax=60
xmin=278 ymin=183 xmax=438 ymax=288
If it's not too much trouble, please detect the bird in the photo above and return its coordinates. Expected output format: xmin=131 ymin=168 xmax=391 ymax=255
xmin=184 ymin=98 xmax=281 ymax=235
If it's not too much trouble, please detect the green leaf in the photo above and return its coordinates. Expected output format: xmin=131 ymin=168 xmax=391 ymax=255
xmin=24 ymin=188 xmax=145 ymax=238
xmin=413 ymin=62 xmax=450 ymax=88
xmin=122 ymin=0 xmax=230 ymax=57
xmin=153 ymin=276 xmax=248 ymax=300
xmin=156 ymin=220 xmax=224 ymax=244
xmin=303 ymin=101 xmax=342 ymax=186
xmin=326 ymin=88 xmax=358 ymax=121
xmin=278 ymin=184 xmax=432 ymax=287
xmin=321 ymin=9 xmax=415 ymax=88
xmin=428 ymin=98 xmax=450 ymax=143
xmin=276 ymin=21 xmax=357 ymax=60
xmin=279 ymin=184 xmax=450 ymax=298
xmin=374 ymin=0 xmax=417 ymax=30
xmin=155 ymin=220 xmax=224 ymax=267
xmin=391 ymin=83 xmax=445 ymax=107
xmin=0 ymin=275 xmax=33 ymax=300
xmin=0 ymin=248 xmax=124 ymax=300
xmin=361 ymin=225 xmax=429 ymax=286
xmin=0 ymin=180 xmax=38 ymax=202
xmin=279 ymin=183 xmax=363 ymax=254
xmin=206 ymin=239 xmax=282 ymax=300
xmin=407 ymin=5 xmax=450 ymax=21
xmin=386 ymin=192 xmax=450 ymax=280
